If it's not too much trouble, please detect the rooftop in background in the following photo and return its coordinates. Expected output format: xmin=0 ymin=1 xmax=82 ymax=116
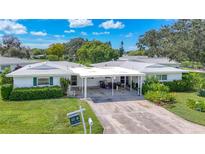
xmin=92 ymin=60 xmax=187 ymax=74
xmin=119 ymin=55 xmax=180 ymax=66
xmin=0 ymin=56 xmax=38 ymax=65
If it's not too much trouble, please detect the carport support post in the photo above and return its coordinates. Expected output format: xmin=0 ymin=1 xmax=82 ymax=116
xmin=130 ymin=76 xmax=132 ymax=91
xmin=140 ymin=76 xmax=143 ymax=96
xmin=84 ymin=78 xmax=87 ymax=98
xmin=81 ymin=77 xmax=84 ymax=96
xmin=137 ymin=76 xmax=140 ymax=96
xmin=124 ymin=76 xmax=126 ymax=88
xmin=111 ymin=77 xmax=114 ymax=96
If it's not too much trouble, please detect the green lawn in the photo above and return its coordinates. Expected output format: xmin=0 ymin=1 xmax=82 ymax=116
xmin=165 ymin=92 xmax=205 ymax=126
xmin=0 ymin=95 xmax=103 ymax=134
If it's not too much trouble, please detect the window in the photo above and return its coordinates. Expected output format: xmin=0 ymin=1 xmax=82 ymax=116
xmin=156 ymin=75 xmax=167 ymax=81
xmin=38 ymin=77 xmax=50 ymax=86
xmin=120 ymin=76 xmax=125 ymax=83
xmin=161 ymin=75 xmax=167 ymax=81
xmin=71 ymin=75 xmax=77 ymax=86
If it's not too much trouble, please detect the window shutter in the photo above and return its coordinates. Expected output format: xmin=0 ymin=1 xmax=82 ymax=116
xmin=33 ymin=77 xmax=37 ymax=86
xmin=50 ymin=77 xmax=53 ymax=85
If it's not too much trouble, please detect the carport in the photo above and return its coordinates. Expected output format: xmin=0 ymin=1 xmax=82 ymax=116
xmin=71 ymin=67 xmax=145 ymax=98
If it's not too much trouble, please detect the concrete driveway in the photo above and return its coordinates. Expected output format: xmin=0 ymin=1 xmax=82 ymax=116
xmin=86 ymin=99 xmax=205 ymax=134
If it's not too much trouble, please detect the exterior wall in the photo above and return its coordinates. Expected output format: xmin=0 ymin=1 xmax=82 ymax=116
xmin=13 ymin=77 xmax=33 ymax=88
xmin=146 ymin=73 xmax=182 ymax=82
xmin=13 ymin=76 xmax=61 ymax=88
xmin=167 ymin=73 xmax=182 ymax=81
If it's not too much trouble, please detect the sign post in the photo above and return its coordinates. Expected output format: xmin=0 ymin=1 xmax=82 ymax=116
xmin=67 ymin=106 xmax=87 ymax=134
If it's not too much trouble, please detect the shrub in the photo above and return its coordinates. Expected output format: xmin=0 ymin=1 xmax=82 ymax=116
xmin=163 ymin=72 xmax=203 ymax=92
xmin=47 ymin=55 xmax=59 ymax=61
xmin=198 ymin=89 xmax=205 ymax=97
xmin=1 ymin=84 xmax=13 ymax=100
xmin=144 ymin=91 xmax=175 ymax=105
xmin=187 ymin=99 xmax=205 ymax=112
xmin=142 ymin=76 xmax=159 ymax=94
xmin=9 ymin=86 xmax=63 ymax=101
xmin=0 ymin=67 xmax=13 ymax=85
xmin=143 ymin=81 xmax=169 ymax=95
xmin=60 ymin=78 xmax=70 ymax=95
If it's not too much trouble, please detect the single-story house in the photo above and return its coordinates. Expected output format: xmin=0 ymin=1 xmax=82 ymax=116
xmin=7 ymin=60 xmax=188 ymax=98
xmin=91 ymin=60 xmax=188 ymax=82
xmin=119 ymin=55 xmax=180 ymax=67
xmin=0 ymin=56 xmax=38 ymax=73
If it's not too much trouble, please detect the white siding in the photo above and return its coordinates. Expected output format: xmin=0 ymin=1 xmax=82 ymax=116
xmin=13 ymin=76 xmax=61 ymax=88
xmin=146 ymin=73 xmax=182 ymax=82
xmin=167 ymin=73 xmax=182 ymax=81
xmin=13 ymin=77 xmax=33 ymax=88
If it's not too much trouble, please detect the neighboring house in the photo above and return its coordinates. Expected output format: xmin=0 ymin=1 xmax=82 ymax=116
xmin=119 ymin=55 xmax=180 ymax=67
xmin=0 ymin=56 xmax=38 ymax=73
xmin=91 ymin=60 xmax=188 ymax=82
xmin=7 ymin=60 xmax=187 ymax=98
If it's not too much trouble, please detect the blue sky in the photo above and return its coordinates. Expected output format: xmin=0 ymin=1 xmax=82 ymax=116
xmin=0 ymin=19 xmax=176 ymax=51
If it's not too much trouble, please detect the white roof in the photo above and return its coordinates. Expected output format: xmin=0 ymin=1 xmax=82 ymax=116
xmin=119 ymin=55 xmax=179 ymax=65
xmin=70 ymin=67 xmax=145 ymax=78
xmin=92 ymin=61 xmax=188 ymax=74
xmin=7 ymin=61 xmax=82 ymax=77
xmin=0 ymin=56 xmax=38 ymax=65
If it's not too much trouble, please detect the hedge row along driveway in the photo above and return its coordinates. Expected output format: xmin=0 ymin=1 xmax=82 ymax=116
xmin=0 ymin=94 xmax=103 ymax=134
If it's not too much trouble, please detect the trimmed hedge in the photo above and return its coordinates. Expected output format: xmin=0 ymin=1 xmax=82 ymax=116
xmin=144 ymin=91 xmax=176 ymax=105
xmin=163 ymin=72 xmax=203 ymax=92
xmin=163 ymin=80 xmax=189 ymax=92
xmin=1 ymin=84 xmax=13 ymax=100
xmin=9 ymin=86 xmax=63 ymax=101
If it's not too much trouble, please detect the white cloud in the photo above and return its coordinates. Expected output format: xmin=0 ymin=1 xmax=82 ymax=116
xmin=92 ymin=31 xmax=110 ymax=35
xmin=0 ymin=20 xmax=27 ymax=34
xmin=54 ymin=35 xmax=65 ymax=38
xmin=80 ymin=31 xmax=87 ymax=36
xmin=68 ymin=19 xmax=93 ymax=28
xmin=30 ymin=31 xmax=47 ymax=36
xmin=64 ymin=29 xmax=75 ymax=33
xmin=125 ymin=32 xmax=133 ymax=38
xmin=99 ymin=20 xmax=125 ymax=29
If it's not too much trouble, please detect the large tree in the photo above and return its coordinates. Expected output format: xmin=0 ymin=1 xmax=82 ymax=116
xmin=0 ymin=35 xmax=31 ymax=59
xmin=63 ymin=38 xmax=86 ymax=61
xmin=137 ymin=19 xmax=205 ymax=63
xmin=77 ymin=40 xmax=120 ymax=64
xmin=119 ymin=41 xmax=124 ymax=56
xmin=46 ymin=43 xmax=65 ymax=58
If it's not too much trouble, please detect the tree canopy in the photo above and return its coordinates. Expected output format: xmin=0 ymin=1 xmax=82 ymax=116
xmin=119 ymin=41 xmax=124 ymax=56
xmin=77 ymin=40 xmax=120 ymax=64
xmin=137 ymin=19 xmax=205 ymax=63
xmin=63 ymin=38 xmax=86 ymax=61
xmin=127 ymin=50 xmax=146 ymax=56
xmin=46 ymin=43 xmax=65 ymax=58
xmin=0 ymin=35 xmax=31 ymax=59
